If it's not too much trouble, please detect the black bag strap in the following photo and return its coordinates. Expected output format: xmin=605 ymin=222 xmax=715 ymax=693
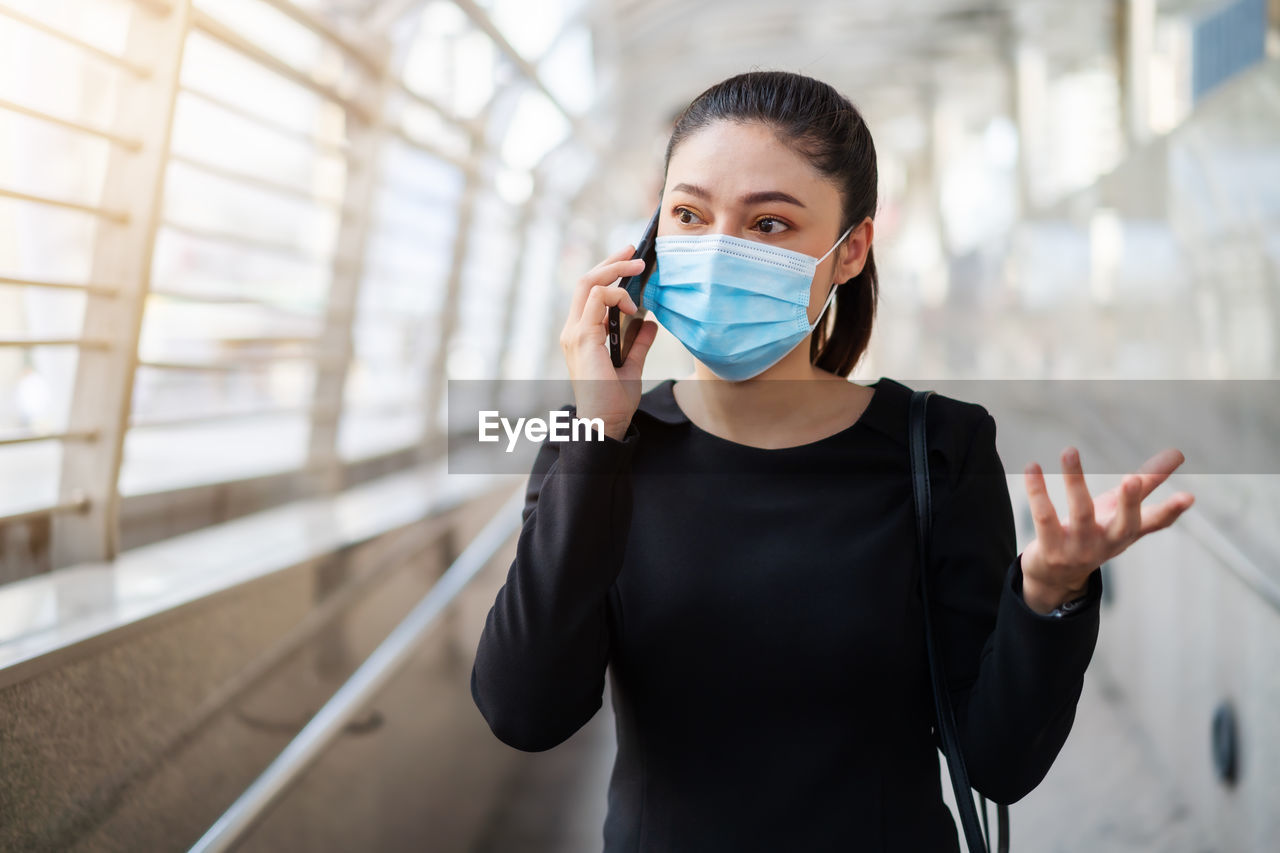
xmin=909 ymin=389 xmax=1010 ymax=853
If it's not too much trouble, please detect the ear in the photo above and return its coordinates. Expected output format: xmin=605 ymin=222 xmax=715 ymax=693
xmin=834 ymin=217 xmax=874 ymax=284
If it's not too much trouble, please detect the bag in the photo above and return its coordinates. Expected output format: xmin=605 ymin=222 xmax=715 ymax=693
xmin=909 ymin=389 xmax=1010 ymax=853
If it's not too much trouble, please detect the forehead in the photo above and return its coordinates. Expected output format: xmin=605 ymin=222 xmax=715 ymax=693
xmin=665 ymin=120 xmax=835 ymax=203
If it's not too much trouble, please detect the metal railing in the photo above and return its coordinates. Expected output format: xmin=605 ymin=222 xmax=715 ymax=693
xmin=189 ymin=8 xmax=374 ymax=125
xmin=0 ymin=275 xmax=119 ymax=297
xmin=168 ymin=153 xmax=346 ymax=209
xmin=128 ymin=402 xmax=337 ymax=431
xmin=0 ymin=429 xmax=98 ymax=447
xmin=177 ymin=85 xmax=351 ymax=155
xmin=187 ymin=486 xmax=525 ymax=853
xmin=0 ymin=337 xmax=112 ymax=349
xmin=160 ymin=221 xmax=343 ymax=266
xmin=0 ymin=96 xmax=142 ymax=150
xmin=0 ymin=0 xmax=563 ymax=570
xmin=1073 ymin=404 xmax=1280 ymax=616
xmin=0 ymin=4 xmax=151 ymax=77
xmin=0 ymin=186 xmax=130 ymax=223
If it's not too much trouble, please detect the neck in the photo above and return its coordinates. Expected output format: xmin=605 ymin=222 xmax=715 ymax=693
xmin=683 ymin=350 xmax=836 ymax=424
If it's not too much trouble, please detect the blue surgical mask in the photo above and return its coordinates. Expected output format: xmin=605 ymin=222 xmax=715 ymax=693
xmin=644 ymin=224 xmax=854 ymax=381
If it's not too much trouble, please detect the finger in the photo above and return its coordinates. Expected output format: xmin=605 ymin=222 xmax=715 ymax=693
xmin=1061 ymin=446 xmax=1096 ymax=531
xmin=569 ymin=256 xmax=645 ymax=325
xmin=576 ymin=246 xmax=640 ymax=315
xmin=571 ymin=282 xmax=640 ymax=347
xmin=1104 ymin=474 xmax=1143 ymax=546
xmin=1137 ymin=491 xmax=1196 ymax=537
xmin=1023 ymin=461 xmax=1064 ymax=553
xmin=589 ymin=243 xmax=639 ymax=274
xmin=1130 ymin=448 xmax=1187 ymax=501
xmin=569 ymin=247 xmax=634 ymax=326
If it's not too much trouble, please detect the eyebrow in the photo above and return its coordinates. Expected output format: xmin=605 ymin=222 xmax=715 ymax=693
xmin=670 ymin=182 xmax=807 ymax=209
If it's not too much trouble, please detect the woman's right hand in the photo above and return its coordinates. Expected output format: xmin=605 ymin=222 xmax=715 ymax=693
xmin=560 ymin=244 xmax=659 ymax=442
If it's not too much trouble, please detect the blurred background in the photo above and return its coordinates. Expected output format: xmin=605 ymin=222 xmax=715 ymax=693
xmin=0 ymin=0 xmax=1277 ymax=850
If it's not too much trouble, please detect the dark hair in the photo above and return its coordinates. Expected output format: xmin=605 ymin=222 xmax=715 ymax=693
xmin=663 ymin=71 xmax=878 ymax=378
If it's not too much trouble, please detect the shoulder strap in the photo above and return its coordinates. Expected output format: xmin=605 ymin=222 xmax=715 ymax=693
xmin=909 ymin=389 xmax=1009 ymax=853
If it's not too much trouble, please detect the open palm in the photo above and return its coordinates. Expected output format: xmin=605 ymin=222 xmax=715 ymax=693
xmin=1020 ymin=446 xmax=1196 ymax=607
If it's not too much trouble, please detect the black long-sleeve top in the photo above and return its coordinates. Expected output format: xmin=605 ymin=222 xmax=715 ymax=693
xmin=471 ymin=376 xmax=1104 ymax=852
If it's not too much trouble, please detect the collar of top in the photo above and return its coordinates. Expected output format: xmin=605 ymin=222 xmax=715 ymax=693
xmin=633 ymin=376 xmax=914 ymax=447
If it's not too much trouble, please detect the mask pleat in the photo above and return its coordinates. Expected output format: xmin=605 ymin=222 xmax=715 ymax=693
xmin=645 ymin=229 xmax=836 ymax=381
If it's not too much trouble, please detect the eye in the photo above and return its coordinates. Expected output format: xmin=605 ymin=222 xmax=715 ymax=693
xmin=673 ymin=206 xmax=703 ymax=225
xmin=753 ymin=216 xmax=790 ymax=235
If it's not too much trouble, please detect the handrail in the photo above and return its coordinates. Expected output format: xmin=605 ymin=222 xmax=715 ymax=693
xmin=0 ymin=96 xmax=142 ymax=150
xmin=341 ymin=398 xmax=423 ymax=417
xmin=0 ymin=5 xmax=151 ymax=78
xmin=129 ymin=402 xmax=336 ymax=430
xmin=0 ymin=275 xmax=119 ymax=297
xmin=187 ymin=486 xmax=525 ymax=853
xmin=0 ymin=186 xmax=129 ymax=223
xmin=178 ymin=85 xmax=350 ymax=155
xmin=0 ymin=494 xmax=89 ymax=526
xmin=161 ymin=220 xmax=337 ymax=265
xmin=136 ymin=355 xmax=336 ymax=373
xmin=0 ymin=337 xmax=112 ymax=348
xmin=0 ymin=428 xmax=98 ymax=447
xmin=1071 ymin=399 xmax=1280 ymax=616
xmin=1181 ymin=509 xmax=1280 ymax=615
xmin=145 ymin=286 xmax=326 ymax=316
xmin=169 ymin=153 xmax=345 ymax=208
xmin=190 ymin=8 xmax=373 ymax=126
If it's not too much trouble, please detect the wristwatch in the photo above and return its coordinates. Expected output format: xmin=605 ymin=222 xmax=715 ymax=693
xmin=1046 ymin=591 xmax=1092 ymax=618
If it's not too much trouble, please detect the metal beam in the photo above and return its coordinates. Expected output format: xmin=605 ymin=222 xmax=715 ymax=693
xmin=450 ymin=0 xmax=604 ymax=153
xmin=305 ymin=37 xmax=396 ymax=492
xmin=51 ymin=0 xmax=193 ymax=567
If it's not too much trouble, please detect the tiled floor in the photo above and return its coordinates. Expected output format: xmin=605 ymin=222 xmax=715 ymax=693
xmin=470 ymin=663 xmax=1214 ymax=852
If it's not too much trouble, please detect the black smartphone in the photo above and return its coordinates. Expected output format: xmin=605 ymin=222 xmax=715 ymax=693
xmin=608 ymin=202 xmax=660 ymax=368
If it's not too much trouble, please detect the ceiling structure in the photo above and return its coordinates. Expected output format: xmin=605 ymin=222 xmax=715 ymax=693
xmin=300 ymin=0 xmax=1129 ymax=221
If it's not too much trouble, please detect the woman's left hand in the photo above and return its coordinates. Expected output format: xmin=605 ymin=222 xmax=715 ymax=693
xmin=1019 ymin=446 xmax=1196 ymax=614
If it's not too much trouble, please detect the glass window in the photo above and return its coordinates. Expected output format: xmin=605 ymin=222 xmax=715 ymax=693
xmin=448 ymin=184 xmax=520 ymax=381
xmin=502 ymin=204 xmax=564 ymax=379
xmin=337 ymin=140 xmax=463 ymax=460
xmin=0 ymin=0 xmax=132 ymax=519
xmin=121 ymin=2 xmax=356 ymax=495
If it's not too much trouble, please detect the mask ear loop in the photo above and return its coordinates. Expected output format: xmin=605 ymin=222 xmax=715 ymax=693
xmin=817 ymin=223 xmax=856 ymax=264
xmin=809 ymin=223 xmax=857 ymax=331
xmin=810 ymin=282 xmax=839 ymax=331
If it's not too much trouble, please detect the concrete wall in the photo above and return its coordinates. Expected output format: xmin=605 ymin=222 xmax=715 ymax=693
xmin=1009 ymin=482 xmax=1280 ymax=852
xmin=0 ymin=483 xmax=522 ymax=852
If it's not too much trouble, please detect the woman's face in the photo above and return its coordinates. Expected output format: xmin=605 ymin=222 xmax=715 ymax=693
xmin=659 ymin=119 xmax=871 ymax=326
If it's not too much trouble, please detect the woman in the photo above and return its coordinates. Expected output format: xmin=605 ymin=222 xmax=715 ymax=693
xmin=470 ymin=71 xmax=1194 ymax=851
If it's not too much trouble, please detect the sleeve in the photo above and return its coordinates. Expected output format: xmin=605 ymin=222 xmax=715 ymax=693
xmin=469 ymin=402 xmax=640 ymax=752
xmin=927 ymin=408 xmax=1105 ymax=805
